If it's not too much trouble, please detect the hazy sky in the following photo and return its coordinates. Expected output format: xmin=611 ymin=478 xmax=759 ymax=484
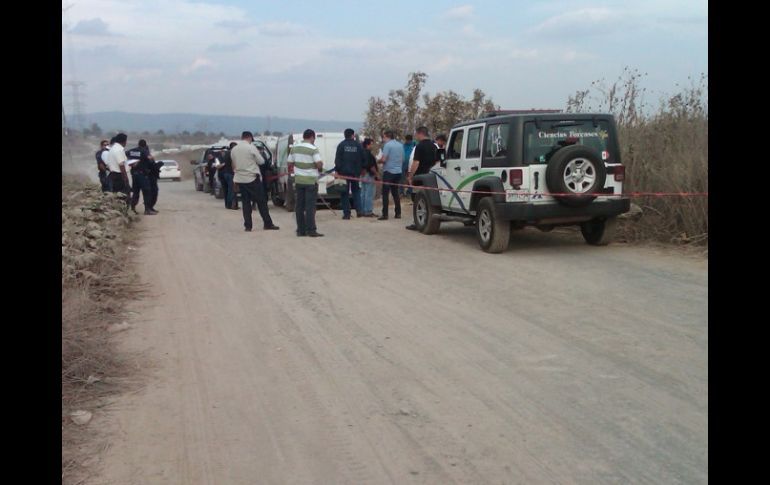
xmin=62 ymin=0 xmax=708 ymax=121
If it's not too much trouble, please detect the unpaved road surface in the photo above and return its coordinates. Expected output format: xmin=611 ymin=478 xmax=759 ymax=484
xmin=95 ymin=182 xmax=707 ymax=484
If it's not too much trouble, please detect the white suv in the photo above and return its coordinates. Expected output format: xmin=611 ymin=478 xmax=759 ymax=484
xmin=411 ymin=111 xmax=630 ymax=253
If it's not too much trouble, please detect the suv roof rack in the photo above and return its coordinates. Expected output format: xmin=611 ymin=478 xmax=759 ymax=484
xmin=483 ymin=109 xmax=563 ymax=118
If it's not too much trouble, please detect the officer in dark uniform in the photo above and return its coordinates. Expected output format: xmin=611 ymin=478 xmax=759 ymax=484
xmin=334 ymin=128 xmax=365 ymax=219
xmin=148 ymin=157 xmax=163 ymax=212
xmin=126 ymin=139 xmax=157 ymax=215
xmin=95 ymin=139 xmax=111 ymax=192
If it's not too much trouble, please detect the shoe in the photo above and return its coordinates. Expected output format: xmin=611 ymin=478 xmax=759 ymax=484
xmin=378 ymin=215 xmax=388 ymax=220
xmin=297 ymin=233 xmax=307 ymax=237
xmin=356 ymin=213 xmax=363 ymax=218
xmin=395 ymin=214 xmax=402 ymax=219
xmin=342 ymin=215 xmax=351 ymax=220
xmin=406 ymin=224 xmax=418 ymax=231
xmin=244 ymin=227 xmax=252 ymax=232
xmin=307 ymin=232 xmax=324 ymax=237
xmin=147 ymin=209 xmax=158 ymax=214
xmin=143 ymin=210 xmax=157 ymax=215
xmin=264 ymin=225 xmax=280 ymax=230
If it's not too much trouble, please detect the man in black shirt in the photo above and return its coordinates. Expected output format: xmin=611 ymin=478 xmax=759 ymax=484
xmin=405 ymin=126 xmax=438 ymax=230
xmin=126 ymin=139 xmax=156 ymax=215
xmin=220 ymin=142 xmax=238 ymax=209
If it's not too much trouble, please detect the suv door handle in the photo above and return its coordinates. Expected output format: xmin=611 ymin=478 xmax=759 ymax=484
xmin=470 ymin=166 xmax=479 ymax=171
xmin=454 ymin=166 xmax=461 ymax=171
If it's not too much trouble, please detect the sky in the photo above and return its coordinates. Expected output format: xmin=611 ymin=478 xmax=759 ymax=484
xmin=62 ymin=0 xmax=708 ymax=121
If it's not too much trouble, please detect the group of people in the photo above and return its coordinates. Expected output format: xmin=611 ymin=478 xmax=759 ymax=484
xmin=95 ymin=133 xmax=164 ymax=215
xmin=332 ymin=126 xmax=447 ymax=230
xmin=223 ymin=126 xmax=447 ymax=238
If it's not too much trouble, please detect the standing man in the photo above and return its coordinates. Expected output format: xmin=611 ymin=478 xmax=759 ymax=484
xmin=220 ymin=142 xmax=238 ymax=209
xmin=105 ymin=133 xmax=131 ymax=201
xmin=288 ymin=129 xmax=324 ymax=237
xmin=231 ymin=131 xmax=279 ymax=232
xmin=334 ymin=128 xmax=365 ymax=219
xmin=359 ymin=138 xmax=378 ymax=218
xmin=400 ymin=134 xmax=416 ymax=197
xmin=405 ymin=126 xmax=438 ymax=230
xmin=95 ymin=139 xmax=111 ymax=192
xmin=126 ymin=139 xmax=157 ymax=215
xmin=376 ymin=130 xmax=403 ymax=220
xmin=435 ymin=134 xmax=447 ymax=166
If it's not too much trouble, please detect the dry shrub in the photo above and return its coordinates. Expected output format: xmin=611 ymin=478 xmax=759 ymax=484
xmin=568 ymin=69 xmax=708 ymax=245
xmin=61 ymin=176 xmax=143 ymax=483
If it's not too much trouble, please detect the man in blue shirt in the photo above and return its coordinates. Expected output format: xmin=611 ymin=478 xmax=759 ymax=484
xmin=376 ymin=130 xmax=403 ymax=220
xmin=401 ymin=134 xmax=416 ymax=196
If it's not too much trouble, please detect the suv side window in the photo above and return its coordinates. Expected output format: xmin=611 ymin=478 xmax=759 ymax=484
xmin=466 ymin=127 xmax=482 ymax=158
xmin=448 ymin=130 xmax=464 ymax=159
xmin=484 ymin=123 xmax=509 ymax=158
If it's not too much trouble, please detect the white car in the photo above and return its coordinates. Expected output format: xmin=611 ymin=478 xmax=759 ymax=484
xmin=158 ymin=160 xmax=181 ymax=181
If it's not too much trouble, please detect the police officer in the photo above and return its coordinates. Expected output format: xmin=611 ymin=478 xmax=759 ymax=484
xmin=95 ymin=139 xmax=111 ymax=192
xmin=334 ymin=128 xmax=365 ymax=219
xmin=148 ymin=157 xmax=163 ymax=212
xmin=126 ymin=139 xmax=157 ymax=215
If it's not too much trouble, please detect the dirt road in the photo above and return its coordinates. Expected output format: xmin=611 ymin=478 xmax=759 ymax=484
xmin=94 ymin=182 xmax=708 ymax=484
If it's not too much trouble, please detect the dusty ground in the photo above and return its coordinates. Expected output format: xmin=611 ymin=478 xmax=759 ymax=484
xmin=92 ymin=182 xmax=707 ymax=484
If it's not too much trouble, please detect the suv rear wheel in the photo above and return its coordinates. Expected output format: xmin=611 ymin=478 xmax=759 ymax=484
xmin=581 ymin=216 xmax=617 ymax=245
xmin=545 ymin=145 xmax=607 ymax=208
xmin=413 ymin=191 xmax=441 ymax=234
xmin=476 ymin=197 xmax=510 ymax=253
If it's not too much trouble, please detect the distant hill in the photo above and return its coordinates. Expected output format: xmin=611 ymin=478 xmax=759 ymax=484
xmin=85 ymin=112 xmax=363 ymax=136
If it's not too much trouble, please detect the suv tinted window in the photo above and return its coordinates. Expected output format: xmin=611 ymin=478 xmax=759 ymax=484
xmin=523 ymin=120 xmax=612 ymax=164
xmin=484 ymin=123 xmax=509 ymax=158
xmin=466 ymin=127 xmax=482 ymax=158
xmin=448 ymin=130 xmax=464 ymax=159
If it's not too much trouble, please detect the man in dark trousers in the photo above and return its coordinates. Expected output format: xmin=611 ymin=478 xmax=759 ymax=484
xmin=95 ymin=139 xmax=111 ymax=192
xmin=219 ymin=142 xmax=238 ymax=209
xmin=231 ymin=131 xmax=279 ymax=232
xmin=405 ymin=126 xmax=438 ymax=230
xmin=126 ymin=139 xmax=157 ymax=215
xmin=334 ymin=128 xmax=365 ymax=219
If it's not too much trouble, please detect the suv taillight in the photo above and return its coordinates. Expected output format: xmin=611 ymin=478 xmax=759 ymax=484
xmin=288 ymin=163 xmax=294 ymax=175
xmin=509 ymin=169 xmax=523 ymax=187
xmin=614 ymin=166 xmax=625 ymax=182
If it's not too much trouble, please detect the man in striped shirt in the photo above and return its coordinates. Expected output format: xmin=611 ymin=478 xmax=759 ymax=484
xmin=288 ymin=129 xmax=324 ymax=237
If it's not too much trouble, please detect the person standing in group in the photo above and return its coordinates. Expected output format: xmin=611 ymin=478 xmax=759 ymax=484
xmin=359 ymin=138 xmax=378 ymax=218
xmin=288 ymin=129 xmax=324 ymax=237
xmin=400 ymin=134 xmax=416 ymax=197
xmin=435 ymin=134 xmax=447 ymax=166
xmin=405 ymin=126 xmax=438 ymax=230
xmin=376 ymin=130 xmax=403 ymax=220
xmin=126 ymin=139 xmax=157 ymax=215
xmin=220 ymin=142 xmax=238 ymax=209
xmin=334 ymin=128 xmax=365 ymax=219
xmin=231 ymin=131 xmax=279 ymax=232
xmin=95 ymin=139 xmax=111 ymax=192
xmin=105 ymin=133 xmax=131 ymax=201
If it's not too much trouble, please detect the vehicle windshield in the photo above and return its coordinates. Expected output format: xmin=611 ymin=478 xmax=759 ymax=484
xmin=523 ymin=120 xmax=612 ymax=164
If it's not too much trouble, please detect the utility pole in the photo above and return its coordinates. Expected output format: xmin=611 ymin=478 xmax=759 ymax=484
xmin=62 ymin=3 xmax=86 ymax=132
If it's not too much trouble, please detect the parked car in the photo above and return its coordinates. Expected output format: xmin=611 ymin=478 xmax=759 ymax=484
xmin=191 ymin=145 xmax=229 ymax=192
xmin=157 ymin=160 xmax=181 ymax=181
xmin=409 ymin=110 xmax=630 ymax=253
xmin=212 ymin=139 xmax=274 ymax=199
xmin=270 ymin=132 xmax=347 ymax=211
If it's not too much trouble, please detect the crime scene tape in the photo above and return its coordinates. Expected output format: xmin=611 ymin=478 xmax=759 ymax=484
xmin=265 ymin=172 xmax=708 ymax=198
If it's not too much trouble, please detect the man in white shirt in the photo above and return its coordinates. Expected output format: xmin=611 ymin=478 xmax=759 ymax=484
xmin=105 ymin=133 xmax=130 ymax=198
xmin=231 ymin=131 xmax=279 ymax=232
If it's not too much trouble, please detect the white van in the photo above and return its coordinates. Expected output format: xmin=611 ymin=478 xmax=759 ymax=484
xmin=270 ymin=132 xmax=347 ymax=211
